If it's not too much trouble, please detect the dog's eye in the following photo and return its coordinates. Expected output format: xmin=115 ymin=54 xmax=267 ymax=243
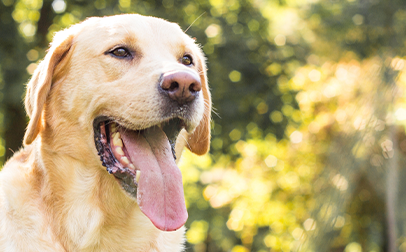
xmin=181 ymin=55 xmax=193 ymax=66
xmin=110 ymin=47 xmax=131 ymax=58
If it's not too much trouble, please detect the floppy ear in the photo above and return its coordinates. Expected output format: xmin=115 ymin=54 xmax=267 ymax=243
xmin=24 ymin=31 xmax=75 ymax=146
xmin=187 ymin=55 xmax=211 ymax=155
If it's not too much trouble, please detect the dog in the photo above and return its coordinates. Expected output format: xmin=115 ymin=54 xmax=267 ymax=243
xmin=0 ymin=14 xmax=211 ymax=251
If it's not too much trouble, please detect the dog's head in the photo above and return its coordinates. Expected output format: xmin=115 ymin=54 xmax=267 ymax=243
xmin=23 ymin=14 xmax=211 ymax=231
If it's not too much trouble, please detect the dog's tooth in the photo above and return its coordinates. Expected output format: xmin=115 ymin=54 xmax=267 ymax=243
xmin=113 ymin=132 xmax=121 ymax=142
xmin=136 ymin=170 xmax=141 ymax=183
xmin=111 ymin=123 xmax=117 ymax=133
xmin=116 ymin=147 xmax=125 ymax=156
xmin=113 ymin=135 xmax=123 ymax=147
xmin=121 ymin=156 xmax=130 ymax=165
xmin=129 ymin=164 xmax=136 ymax=170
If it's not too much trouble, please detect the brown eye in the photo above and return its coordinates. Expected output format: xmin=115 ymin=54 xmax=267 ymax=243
xmin=181 ymin=55 xmax=193 ymax=66
xmin=110 ymin=47 xmax=131 ymax=58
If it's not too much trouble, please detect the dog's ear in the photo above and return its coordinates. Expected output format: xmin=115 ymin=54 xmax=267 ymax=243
xmin=187 ymin=53 xmax=211 ymax=155
xmin=24 ymin=31 xmax=75 ymax=145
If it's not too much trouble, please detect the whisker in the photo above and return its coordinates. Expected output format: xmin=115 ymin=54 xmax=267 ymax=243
xmin=185 ymin=12 xmax=206 ymax=33
xmin=180 ymin=132 xmax=192 ymax=151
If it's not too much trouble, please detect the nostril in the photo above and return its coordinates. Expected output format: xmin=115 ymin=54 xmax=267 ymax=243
xmin=169 ymin=82 xmax=179 ymax=91
xmin=189 ymin=83 xmax=198 ymax=93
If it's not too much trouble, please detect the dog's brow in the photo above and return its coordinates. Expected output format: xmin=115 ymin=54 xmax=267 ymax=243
xmin=119 ymin=24 xmax=131 ymax=37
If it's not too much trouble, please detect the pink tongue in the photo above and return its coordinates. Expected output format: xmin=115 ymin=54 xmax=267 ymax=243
xmin=119 ymin=127 xmax=188 ymax=231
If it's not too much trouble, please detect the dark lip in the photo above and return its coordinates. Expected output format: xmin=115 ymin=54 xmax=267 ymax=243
xmin=93 ymin=116 xmax=110 ymax=162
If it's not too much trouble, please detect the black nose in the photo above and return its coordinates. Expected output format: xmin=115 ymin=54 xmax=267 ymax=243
xmin=160 ymin=70 xmax=201 ymax=105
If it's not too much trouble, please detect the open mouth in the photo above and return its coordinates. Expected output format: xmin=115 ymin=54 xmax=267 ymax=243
xmin=93 ymin=116 xmax=188 ymax=231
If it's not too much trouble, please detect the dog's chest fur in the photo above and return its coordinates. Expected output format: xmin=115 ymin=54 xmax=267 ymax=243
xmin=0 ymin=146 xmax=185 ymax=252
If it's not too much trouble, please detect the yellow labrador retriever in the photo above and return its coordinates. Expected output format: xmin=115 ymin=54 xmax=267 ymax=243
xmin=0 ymin=14 xmax=211 ymax=251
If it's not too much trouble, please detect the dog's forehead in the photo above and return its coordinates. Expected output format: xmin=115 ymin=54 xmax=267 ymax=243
xmin=75 ymin=14 xmax=192 ymax=49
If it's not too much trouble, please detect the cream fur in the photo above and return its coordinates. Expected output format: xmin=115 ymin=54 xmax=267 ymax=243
xmin=0 ymin=14 xmax=211 ymax=252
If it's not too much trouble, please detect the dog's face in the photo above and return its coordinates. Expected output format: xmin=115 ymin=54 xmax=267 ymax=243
xmin=23 ymin=14 xmax=211 ymax=232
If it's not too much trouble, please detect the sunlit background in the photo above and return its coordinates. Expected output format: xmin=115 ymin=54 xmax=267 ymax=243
xmin=1 ymin=0 xmax=406 ymax=251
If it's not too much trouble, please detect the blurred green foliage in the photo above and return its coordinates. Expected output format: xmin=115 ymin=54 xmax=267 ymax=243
xmin=2 ymin=0 xmax=406 ymax=251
